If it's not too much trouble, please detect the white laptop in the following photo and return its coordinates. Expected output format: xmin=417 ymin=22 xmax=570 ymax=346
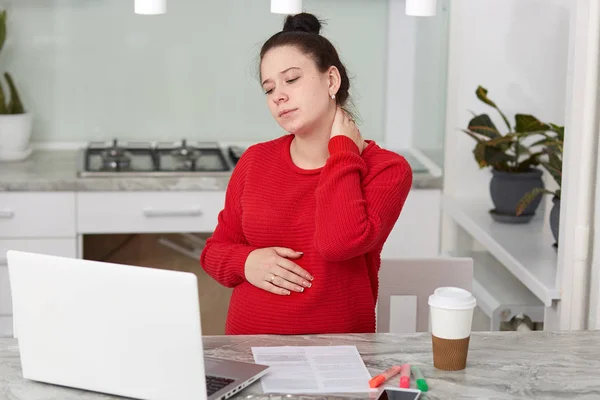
xmin=6 ymin=250 xmax=269 ymax=400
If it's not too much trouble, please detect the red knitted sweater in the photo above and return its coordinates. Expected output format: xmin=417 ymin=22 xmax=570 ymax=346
xmin=200 ymin=134 xmax=412 ymax=335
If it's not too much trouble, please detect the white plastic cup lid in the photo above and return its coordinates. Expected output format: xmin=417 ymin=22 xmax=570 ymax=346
xmin=428 ymin=287 xmax=476 ymax=310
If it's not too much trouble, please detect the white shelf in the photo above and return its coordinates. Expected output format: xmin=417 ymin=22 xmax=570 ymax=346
xmin=456 ymin=251 xmax=545 ymax=328
xmin=448 ymin=250 xmax=543 ymax=316
xmin=442 ymin=195 xmax=560 ymax=306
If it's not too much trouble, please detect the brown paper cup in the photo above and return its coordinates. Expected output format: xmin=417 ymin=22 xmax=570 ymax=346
xmin=431 ymin=334 xmax=470 ymax=371
xmin=429 ymin=287 xmax=476 ymax=371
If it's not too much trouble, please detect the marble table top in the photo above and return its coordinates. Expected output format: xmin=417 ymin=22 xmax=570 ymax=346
xmin=2 ymin=331 xmax=599 ymax=400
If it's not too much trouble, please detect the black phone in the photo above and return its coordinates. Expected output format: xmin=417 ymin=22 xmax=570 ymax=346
xmin=376 ymin=387 xmax=422 ymax=400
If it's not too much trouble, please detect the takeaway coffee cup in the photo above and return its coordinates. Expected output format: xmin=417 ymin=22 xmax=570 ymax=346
xmin=428 ymin=287 xmax=476 ymax=371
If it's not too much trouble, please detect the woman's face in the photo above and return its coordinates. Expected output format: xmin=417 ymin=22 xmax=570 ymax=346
xmin=260 ymin=45 xmax=336 ymax=135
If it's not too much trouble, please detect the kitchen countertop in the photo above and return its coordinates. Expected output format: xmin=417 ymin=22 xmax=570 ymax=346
xmin=1 ymin=330 xmax=599 ymax=399
xmin=0 ymin=149 xmax=442 ymax=192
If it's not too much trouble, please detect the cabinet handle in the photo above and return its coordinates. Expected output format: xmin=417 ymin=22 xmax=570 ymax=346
xmin=142 ymin=208 xmax=203 ymax=218
xmin=0 ymin=210 xmax=14 ymax=219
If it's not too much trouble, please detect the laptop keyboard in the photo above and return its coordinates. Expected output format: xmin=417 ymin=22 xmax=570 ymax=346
xmin=206 ymin=375 xmax=235 ymax=396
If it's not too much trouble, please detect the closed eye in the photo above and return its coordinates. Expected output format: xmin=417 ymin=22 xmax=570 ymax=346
xmin=264 ymin=77 xmax=299 ymax=95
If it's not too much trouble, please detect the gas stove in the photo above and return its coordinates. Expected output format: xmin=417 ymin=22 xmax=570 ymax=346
xmin=77 ymin=139 xmax=245 ymax=177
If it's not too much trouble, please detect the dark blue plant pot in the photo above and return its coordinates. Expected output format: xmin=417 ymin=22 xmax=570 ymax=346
xmin=550 ymin=196 xmax=560 ymax=245
xmin=489 ymin=168 xmax=544 ymax=222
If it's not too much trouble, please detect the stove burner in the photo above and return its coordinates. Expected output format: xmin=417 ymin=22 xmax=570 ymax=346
xmin=101 ymin=155 xmax=132 ymax=171
xmin=79 ymin=138 xmax=244 ymax=177
xmin=103 ymin=139 xmax=127 ymax=158
xmin=169 ymin=139 xmax=200 ymax=171
xmin=171 ymin=139 xmax=200 ymax=160
xmin=100 ymin=139 xmax=132 ymax=171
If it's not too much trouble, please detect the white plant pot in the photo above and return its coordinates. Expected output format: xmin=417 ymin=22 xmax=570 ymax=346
xmin=0 ymin=112 xmax=33 ymax=162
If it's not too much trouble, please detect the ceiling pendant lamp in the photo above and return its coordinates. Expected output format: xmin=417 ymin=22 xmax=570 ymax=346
xmin=406 ymin=0 xmax=437 ymax=16
xmin=271 ymin=0 xmax=302 ymax=15
xmin=135 ymin=0 xmax=166 ymax=15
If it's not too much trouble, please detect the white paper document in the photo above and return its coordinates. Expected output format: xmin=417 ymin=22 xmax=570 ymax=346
xmin=251 ymin=345 xmax=373 ymax=394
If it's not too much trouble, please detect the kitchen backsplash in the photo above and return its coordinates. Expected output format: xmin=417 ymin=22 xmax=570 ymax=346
xmin=1 ymin=0 xmax=387 ymax=143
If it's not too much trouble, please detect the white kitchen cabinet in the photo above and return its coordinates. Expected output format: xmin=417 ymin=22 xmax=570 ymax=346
xmin=0 ymin=192 xmax=78 ymax=337
xmin=77 ymin=191 xmax=226 ymax=234
xmin=0 ymin=192 xmax=76 ymax=238
xmin=381 ymin=189 xmax=441 ymax=258
xmin=0 ymin=238 xmax=77 ymax=337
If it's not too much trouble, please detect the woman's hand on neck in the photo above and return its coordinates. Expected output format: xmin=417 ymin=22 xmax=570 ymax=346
xmin=330 ymin=106 xmax=364 ymax=153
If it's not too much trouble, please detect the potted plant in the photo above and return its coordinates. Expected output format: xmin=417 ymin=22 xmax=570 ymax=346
xmin=462 ymin=86 xmax=561 ymax=223
xmin=516 ymin=132 xmax=563 ymax=245
xmin=0 ymin=10 xmax=32 ymax=162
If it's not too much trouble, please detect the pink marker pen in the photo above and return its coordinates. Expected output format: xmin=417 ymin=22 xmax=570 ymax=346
xmin=399 ymin=364 xmax=411 ymax=388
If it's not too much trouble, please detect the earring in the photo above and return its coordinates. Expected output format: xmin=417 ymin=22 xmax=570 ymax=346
xmin=331 ymin=94 xmax=335 ymax=100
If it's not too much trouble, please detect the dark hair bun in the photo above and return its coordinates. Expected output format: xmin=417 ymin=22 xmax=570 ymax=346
xmin=283 ymin=13 xmax=322 ymax=35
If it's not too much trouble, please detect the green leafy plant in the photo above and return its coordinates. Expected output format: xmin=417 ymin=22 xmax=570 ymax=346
xmin=516 ymin=132 xmax=563 ymax=216
xmin=462 ymin=86 xmax=562 ymax=172
xmin=0 ymin=10 xmax=24 ymax=115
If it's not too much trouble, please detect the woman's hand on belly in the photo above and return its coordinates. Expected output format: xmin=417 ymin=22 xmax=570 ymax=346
xmin=244 ymin=247 xmax=314 ymax=295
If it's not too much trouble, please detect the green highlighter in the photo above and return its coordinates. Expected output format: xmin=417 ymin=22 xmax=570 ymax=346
xmin=411 ymin=366 xmax=429 ymax=392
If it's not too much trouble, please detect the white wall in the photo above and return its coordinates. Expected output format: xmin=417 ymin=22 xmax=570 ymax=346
xmin=2 ymin=0 xmax=388 ymax=143
xmin=443 ymin=0 xmax=570 ymax=200
xmin=384 ymin=0 xmax=416 ymax=150
xmin=381 ymin=190 xmax=441 ymax=258
xmin=410 ymin=0 xmax=450 ymax=154
xmin=557 ymin=0 xmax=600 ymax=330
xmin=590 ymin=138 xmax=600 ymax=329
xmin=384 ymin=0 xmax=449 ymax=153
